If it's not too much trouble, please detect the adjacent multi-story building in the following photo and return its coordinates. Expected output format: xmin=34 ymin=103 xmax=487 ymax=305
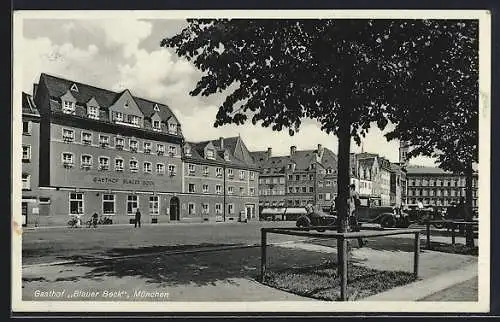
xmin=355 ymin=153 xmax=392 ymax=206
xmin=405 ymin=166 xmax=479 ymax=209
xmin=252 ymin=144 xmax=338 ymax=214
xmin=182 ymin=136 xmax=259 ymax=222
xmin=21 ymin=92 xmax=41 ymax=226
xmin=31 ymin=73 xmax=184 ymax=226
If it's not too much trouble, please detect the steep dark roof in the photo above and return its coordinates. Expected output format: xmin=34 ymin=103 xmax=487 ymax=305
xmin=22 ymin=92 xmax=39 ymax=115
xmin=258 ymin=156 xmax=288 ymax=174
xmin=39 ymin=73 xmax=180 ymax=126
xmin=250 ymin=151 xmax=269 ymax=164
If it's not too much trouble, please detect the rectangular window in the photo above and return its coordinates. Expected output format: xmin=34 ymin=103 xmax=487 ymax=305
xmin=62 ymin=128 xmax=74 ymax=142
xmin=228 ymin=169 xmax=234 ymax=177
xmin=22 ymin=145 xmax=31 ymax=162
xmin=113 ymin=137 xmax=123 ymax=150
xmin=295 ymin=175 xmax=300 ymax=181
xmin=318 ymin=194 xmax=323 ymax=200
xmin=249 ymin=187 xmax=255 ymax=196
xmin=143 ymin=162 xmax=152 ymax=173
xmin=215 ymin=203 xmax=222 ymax=214
xmin=62 ymin=152 xmax=74 ymax=167
xmin=130 ymin=115 xmax=140 ymax=126
xmin=265 ymin=178 xmax=271 ymax=184
xmin=188 ymin=203 xmax=196 ymax=215
xmin=115 ymin=158 xmax=124 ymax=171
xmin=239 ymin=187 xmax=245 ymax=195
xmin=188 ymin=164 xmax=196 ymax=175
xmin=153 ymin=120 xmax=161 ymax=130
xmin=309 ymin=174 xmax=314 ymax=180
xmin=168 ymin=146 xmax=176 ymax=156
xmin=201 ymin=203 xmax=209 ymax=215
xmin=99 ymin=157 xmax=109 ymax=170
xmin=169 ymin=123 xmax=177 ymax=134
xmin=240 ymin=170 xmax=245 ymax=180
xmin=202 ymin=184 xmax=209 ymax=193
xmin=99 ymin=135 xmax=109 ymax=147
xmin=216 ymin=167 xmax=223 ymax=177
xmin=143 ymin=142 xmax=152 ymax=153
xmin=228 ymin=186 xmax=234 ymax=195
xmin=127 ymin=195 xmax=138 ymax=214
xmin=88 ymin=106 xmax=99 ymax=120
xmin=250 ymin=172 xmax=255 ymax=180
xmin=309 ymin=187 xmax=314 ymax=193
xmin=102 ymin=194 xmax=115 ymax=215
xmin=157 ymin=144 xmax=165 ymax=155
xmin=168 ymin=164 xmax=176 ymax=176
xmin=81 ymin=155 xmax=92 ymax=169
xmin=156 ymin=163 xmax=165 ymax=175
xmin=130 ymin=159 xmax=138 ymax=172
xmin=279 ymin=177 xmax=285 ymax=184
xmin=288 ymin=187 xmax=293 ymax=193
xmin=326 ymin=180 xmax=332 ymax=186
xmin=69 ymin=192 xmax=84 ymax=214
xmin=114 ymin=112 xmax=124 ymax=122
xmin=129 ymin=139 xmax=138 ymax=152
xmin=295 ymin=187 xmax=300 ymax=193
xmin=188 ymin=183 xmax=196 ymax=193
xmin=206 ymin=149 xmax=215 ymax=160
xmin=203 ymin=166 xmax=209 ymax=176
xmin=288 ymin=175 xmax=293 ymax=181
xmin=23 ymin=121 xmax=31 ymax=135
xmin=82 ymin=132 xmax=92 ymax=145
xmin=22 ymin=174 xmax=30 ymax=190
xmin=62 ymin=101 xmax=75 ymax=114
xmin=149 ymin=196 xmax=159 ymax=216
xmin=302 ymin=187 xmax=307 ymax=193
xmin=216 ymin=185 xmax=222 ymax=194
xmin=228 ymin=204 xmax=234 ymax=215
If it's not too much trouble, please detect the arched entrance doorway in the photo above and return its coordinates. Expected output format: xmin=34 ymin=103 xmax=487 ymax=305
xmin=170 ymin=197 xmax=180 ymax=221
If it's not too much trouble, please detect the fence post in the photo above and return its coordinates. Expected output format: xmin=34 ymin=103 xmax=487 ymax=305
xmin=451 ymin=223 xmax=456 ymax=245
xmin=413 ymin=232 xmax=420 ymax=277
xmin=339 ymin=235 xmax=348 ymax=301
xmin=260 ymin=228 xmax=267 ymax=283
xmin=426 ymin=222 xmax=431 ymax=249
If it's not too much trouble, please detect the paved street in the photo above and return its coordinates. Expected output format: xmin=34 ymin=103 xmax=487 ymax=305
xmin=21 ymin=221 xmax=478 ymax=302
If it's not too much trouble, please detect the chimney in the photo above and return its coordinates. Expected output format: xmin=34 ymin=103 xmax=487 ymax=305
xmin=219 ymin=137 xmax=224 ymax=150
xmin=267 ymin=147 xmax=272 ymax=158
xmin=33 ymin=83 xmax=38 ymax=98
xmin=290 ymin=146 xmax=297 ymax=156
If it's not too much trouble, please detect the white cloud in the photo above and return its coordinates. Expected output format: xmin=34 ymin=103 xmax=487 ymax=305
xmin=21 ymin=37 xmax=100 ymax=93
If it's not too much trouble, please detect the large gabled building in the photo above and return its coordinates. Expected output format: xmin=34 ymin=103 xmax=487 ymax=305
xmin=31 ymin=73 xmax=185 ymax=226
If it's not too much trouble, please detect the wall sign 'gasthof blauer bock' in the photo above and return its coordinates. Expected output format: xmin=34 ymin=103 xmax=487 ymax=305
xmin=92 ymin=176 xmax=155 ymax=186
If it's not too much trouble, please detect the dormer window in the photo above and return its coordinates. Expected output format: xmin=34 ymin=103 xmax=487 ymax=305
xmin=70 ymin=83 xmax=79 ymax=92
xmin=224 ymin=151 xmax=230 ymax=161
xmin=153 ymin=120 xmax=161 ymax=130
xmin=168 ymin=123 xmax=177 ymax=134
xmin=113 ymin=112 xmax=124 ymax=122
xmin=62 ymin=100 xmax=75 ymax=114
xmin=129 ymin=115 xmax=140 ymax=126
xmin=206 ymin=149 xmax=215 ymax=160
xmin=184 ymin=146 xmax=192 ymax=157
xmin=87 ymin=105 xmax=99 ymax=120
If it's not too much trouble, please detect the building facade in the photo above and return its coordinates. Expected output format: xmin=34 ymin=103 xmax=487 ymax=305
xmin=406 ymin=166 xmax=479 ymax=209
xmin=31 ymin=73 xmax=185 ymax=226
xmin=182 ymin=137 xmax=259 ymax=222
xmin=356 ymin=153 xmax=392 ymax=206
xmin=21 ymin=92 xmax=41 ymax=226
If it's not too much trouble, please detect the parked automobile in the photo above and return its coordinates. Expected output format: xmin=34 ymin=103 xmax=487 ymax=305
xmin=296 ymin=209 xmax=337 ymax=232
xmin=357 ymin=206 xmax=411 ymax=228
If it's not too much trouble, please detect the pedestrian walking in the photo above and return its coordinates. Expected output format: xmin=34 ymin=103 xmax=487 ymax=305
xmin=348 ymin=184 xmax=365 ymax=247
xmin=134 ymin=208 xmax=141 ymax=228
xmin=91 ymin=212 xmax=99 ymax=228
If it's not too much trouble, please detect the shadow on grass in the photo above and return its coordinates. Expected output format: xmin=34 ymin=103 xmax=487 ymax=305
xmin=69 ymin=246 xmax=334 ymax=287
xmin=263 ymin=261 xmax=417 ymax=301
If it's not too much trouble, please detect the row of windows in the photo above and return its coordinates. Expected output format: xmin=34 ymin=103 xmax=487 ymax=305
xmin=61 ymin=152 xmax=177 ymax=175
xmin=288 ymin=174 xmax=315 ymax=181
xmin=186 ymin=163 xmax=255 ymax=180
xmin=259 ymin=177 xmax=286 ymax=184
xmin=407 ymin=198 xmax=478 ymax=207
xmin=287 ymin=199 xmax=314 ymax=206
xmin=61 ymin=128 xmax=178 ymax=156
xmin=408 ymin=188 xmax=470 ymax=197
xmin=69 ymin=193 xmax=159 ymax=215
xmin=186 ymin=183 xmax=255 ymax=196
xmin=187 ymin=202 xmax=236 ymax=215
xmin=288 ymin=186 xmax=315 ymax=194
xmin=408 ymin=177 xmax=477 ymax=187
xmin=318 ymin=193 xmax=333 ymax=201
xmin=260 ymin=188 xmax=286 ymax=196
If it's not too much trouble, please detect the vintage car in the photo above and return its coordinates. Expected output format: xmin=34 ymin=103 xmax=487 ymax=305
xmin=357 ymin=206 xmax=411 ymax=228
xmin=295 ymin=209 xmax=337 ymax=232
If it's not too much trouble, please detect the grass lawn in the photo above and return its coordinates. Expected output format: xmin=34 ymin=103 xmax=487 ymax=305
xmin=262 ymin=261 xmax=417 ymax=301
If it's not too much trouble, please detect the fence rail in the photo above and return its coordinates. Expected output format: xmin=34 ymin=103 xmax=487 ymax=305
xmin=424 ymin=220 xmax=478 ymax=249
xmin=260 ymin=227 xmax=422 ymax=301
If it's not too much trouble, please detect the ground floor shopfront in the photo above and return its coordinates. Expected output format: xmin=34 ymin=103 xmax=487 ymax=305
xmin=21 ymin=188 xmax=259 ymax=227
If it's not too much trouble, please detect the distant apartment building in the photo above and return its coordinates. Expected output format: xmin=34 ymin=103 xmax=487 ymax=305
xmin=405 ymin=166 xmax=479 ymax=209
xmin=182 ymin=136 xmax=259 ymax=222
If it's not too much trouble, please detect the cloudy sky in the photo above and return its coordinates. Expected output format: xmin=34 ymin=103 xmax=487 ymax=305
xmin=21 ymin=17 xmax=438 ymax=166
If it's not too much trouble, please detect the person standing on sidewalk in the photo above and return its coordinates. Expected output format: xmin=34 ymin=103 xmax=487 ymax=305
xmin=348 ymin=184 xmax=365 ymax=247
xmin=134 ymin=208 xmax=142 ymax=228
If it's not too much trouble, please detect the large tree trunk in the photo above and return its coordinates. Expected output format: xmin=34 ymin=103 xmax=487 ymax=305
xmin=336 ymin=107 xmax=351 ymax=280
xmin=464 ymin=161 xmax=475 ymax=247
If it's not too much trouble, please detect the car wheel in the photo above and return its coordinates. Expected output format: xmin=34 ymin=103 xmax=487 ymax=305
xmin=381 ymin=216 xmax=395 ymax=228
